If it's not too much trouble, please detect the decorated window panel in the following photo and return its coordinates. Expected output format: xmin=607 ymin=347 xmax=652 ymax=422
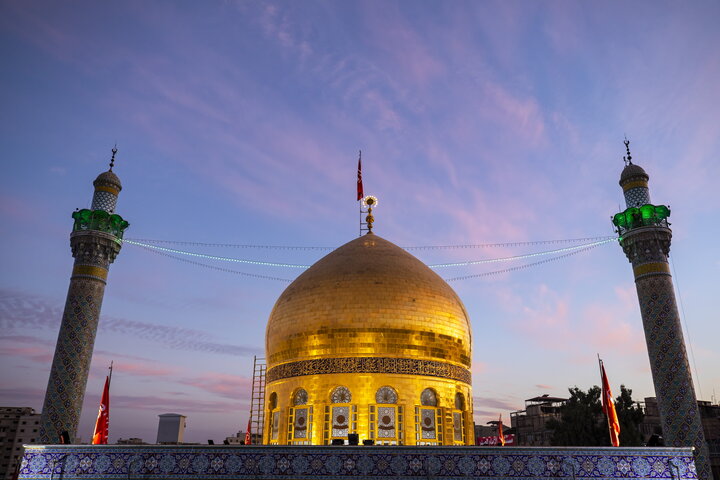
xmin=331 ymin=405 xmax=350 ymax=439
xmin=420 ymin=407 xmax=439 ymax=443
xmin=376 ymin=405 xmax=397 ymax=442
xmin=452 ymin=410 xmax=464 ymax=443
xmin=290 ymin=406 xmax=312 ymax=445
xmin=271 ymin=410 xmax=280 ymax=441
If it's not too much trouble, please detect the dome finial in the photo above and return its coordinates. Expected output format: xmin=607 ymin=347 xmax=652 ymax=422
xmin=623 ymin=136 xmax=632 ymax=166
xmin=361 ymin=195 xmax=378 ymax=234
xmin=109 ymin=144 xmax=118 ymax=171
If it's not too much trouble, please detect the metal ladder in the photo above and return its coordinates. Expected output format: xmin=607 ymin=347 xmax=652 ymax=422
xmin=248 ymin=356 xmax=266 ymax=444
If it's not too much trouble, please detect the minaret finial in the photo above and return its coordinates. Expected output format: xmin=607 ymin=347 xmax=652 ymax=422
xmin=109 ymin=145 xmax=118 ymax=171
xmin=362 ymin=195 xmax=378 ymax=234
xmin=623 ymin=136 xmax=632 ymax=166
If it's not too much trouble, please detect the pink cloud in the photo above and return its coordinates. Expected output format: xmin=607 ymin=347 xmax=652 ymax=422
xmin=178 ymin=372 xmax=253 ymax=399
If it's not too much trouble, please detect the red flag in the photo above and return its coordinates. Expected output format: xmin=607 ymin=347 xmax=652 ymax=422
xmin=92 ymin=376 xmax=110 ymax=444
xmin=244 ymin=417 xmax=252 ymax=445
xmin=600 ymin=358 xmax=620 ymax=446
xmin=498 ymin=414 xmax=505 ymax=446
xmin=356 ymin=151 xmax=364 ymax=201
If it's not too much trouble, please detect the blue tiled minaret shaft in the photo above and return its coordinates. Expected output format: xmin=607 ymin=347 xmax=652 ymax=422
xmin=614 ymin=142 xmax=712 ymax=480
xmin=39 ymin=149 xmax=129 ymax=443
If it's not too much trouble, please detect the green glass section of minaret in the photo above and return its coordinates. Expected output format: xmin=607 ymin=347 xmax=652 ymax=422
xmin=39 ymin=148 xmax=129 ymax=444
xmin=615 ymin=143 xmax=712 ymax=480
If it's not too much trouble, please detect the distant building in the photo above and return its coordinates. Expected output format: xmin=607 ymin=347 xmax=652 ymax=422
xmin=0 ymin=407 xmax=41 ymax=479
xmin=510 ymin=395 xmax=566 ymax=446
xmin=116 ymin=438 xmax=146 ymax=445
xmin=156 ymin=414 xmax=186 ymax=444
xmin=224 ymin=431 xmax=261 ymax=445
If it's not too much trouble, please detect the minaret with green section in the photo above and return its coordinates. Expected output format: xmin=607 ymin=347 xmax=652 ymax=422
xmin=613 ymin=140 xmax=712 ymax=480
xmin=39 ymin=148 xmax=129 ymax=443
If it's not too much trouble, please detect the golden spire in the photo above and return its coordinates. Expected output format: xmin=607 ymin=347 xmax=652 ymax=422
xmin=362 ymin=195 xmax=378 ymax=234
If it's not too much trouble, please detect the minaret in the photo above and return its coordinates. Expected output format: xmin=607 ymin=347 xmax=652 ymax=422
xmin=39 ymin=148 xmax=129 ymax=443
xmin=613 ymin=140 xmax=712 ymax=480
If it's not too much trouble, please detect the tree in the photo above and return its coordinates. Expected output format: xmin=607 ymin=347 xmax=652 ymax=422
xmin=615 ymin=385 xmax=645 ymax=446
xmin=547 ymin=385 xmax=644 ymax=446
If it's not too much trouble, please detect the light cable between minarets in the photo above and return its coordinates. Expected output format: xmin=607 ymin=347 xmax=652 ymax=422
xmin=670 ymin=253 xmax=704 ymax=400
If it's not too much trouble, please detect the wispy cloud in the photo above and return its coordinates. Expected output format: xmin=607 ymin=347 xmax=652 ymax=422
xmin=0 ymin=289 xmax=261 ymax=357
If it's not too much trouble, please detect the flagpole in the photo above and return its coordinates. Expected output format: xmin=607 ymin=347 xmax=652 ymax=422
xmin=108 ymin=361 xmax=113 ymax=386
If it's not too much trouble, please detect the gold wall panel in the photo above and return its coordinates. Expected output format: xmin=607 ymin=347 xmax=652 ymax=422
xmin=264 ymin=373 xmax=473 ymax=446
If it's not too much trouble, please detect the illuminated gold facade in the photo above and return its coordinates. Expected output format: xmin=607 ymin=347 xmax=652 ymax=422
xmin=264 ymin=233 xmax=473 ymax=445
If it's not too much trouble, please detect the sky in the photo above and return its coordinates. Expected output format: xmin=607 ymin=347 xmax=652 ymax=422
xmin=1 ymin=0 xmax=719 ymax=444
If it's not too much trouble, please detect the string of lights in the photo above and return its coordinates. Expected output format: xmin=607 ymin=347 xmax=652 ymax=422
xmin=135 ymin=245 xmax=293 ymax=282
xmin=124 ymin=235 xmax=615 ymax=251
xmin=125 ymin=238 xmax=615 ymax=270
xmin=123 ymin=240 xmax=311 ymax=268
xmin=427 ymin=238 xmax=616 ymax=268
xmin=444 ymin=243 xmax=604 ymax=282
xmin=131 ymin=240 xmax=606 ymax=282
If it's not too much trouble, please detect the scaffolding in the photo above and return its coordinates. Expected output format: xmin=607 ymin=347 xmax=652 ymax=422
xmin=248 ymin=356 xmax=266 ymax=444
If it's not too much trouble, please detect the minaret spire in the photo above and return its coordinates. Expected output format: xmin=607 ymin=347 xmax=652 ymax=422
xmin=623 ymin=136 xmax=632 ymax=166
xmin=612 ymin=141 xmax=713 ymax=480
xmin=109 ymin=145 xmax=118 ymax=171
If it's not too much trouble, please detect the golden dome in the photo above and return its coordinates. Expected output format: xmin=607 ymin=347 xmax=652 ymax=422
xmin=265 ymin=233 xmax=471 ymax=370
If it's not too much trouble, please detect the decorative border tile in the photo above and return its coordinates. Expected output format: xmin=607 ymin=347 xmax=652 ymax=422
xmin=19 ymin=445 xmax=697 ymax=479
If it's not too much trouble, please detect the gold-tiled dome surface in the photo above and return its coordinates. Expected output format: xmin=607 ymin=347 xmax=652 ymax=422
xmin=266 ymin=233 xmax=471 ymax=368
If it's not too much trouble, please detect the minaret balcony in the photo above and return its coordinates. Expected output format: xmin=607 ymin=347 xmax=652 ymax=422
xmin=71 ymin=208 xmax=130 ymax=239
xmin=612 ymin=204 xmax=670 ymax=236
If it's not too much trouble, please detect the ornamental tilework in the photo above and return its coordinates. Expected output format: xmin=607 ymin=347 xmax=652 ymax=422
xmin=293 ymin=408 xmax=308 ymax=439
xmin=624 ymin=187 xmax=651 ymax=208
xmin=267 ymin=357 xmax=471 ymax=384
xmin=376 ymin=407 xmax=395 ymax=439
xmin=635 ymin=275 xmax=711 ymax=480
xmin=420 ymin=408 xmax=436 ymax=439
xmin=19 ymin=445 xmax=698 ymax=479
xmin=331 ymin=406 xmax=349 ymax=437
xmin=91 ymin=191 xmax=117 ymax=213
xmin=39 ymin=278 xmax=106 ymax=443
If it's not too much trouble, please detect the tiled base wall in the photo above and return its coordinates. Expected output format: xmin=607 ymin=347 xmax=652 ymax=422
xmin=19 ymin=445 xmax=697 ymax=479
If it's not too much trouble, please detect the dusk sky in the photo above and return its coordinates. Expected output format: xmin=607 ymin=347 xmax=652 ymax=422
xmin=1 ymin=1 xmax=719 ymax=444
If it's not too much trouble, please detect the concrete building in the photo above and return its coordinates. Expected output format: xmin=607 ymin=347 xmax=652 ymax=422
xmin=510 ymin=395 xmax=566 ymax=446
xmin=0 ymin=407 xmax=40 ymax=479
xmin=156 ymin=414 xmax=186 ymax=444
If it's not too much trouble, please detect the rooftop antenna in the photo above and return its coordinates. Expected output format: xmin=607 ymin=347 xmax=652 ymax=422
xmin=109 ymin=144 xmax=118 ymax=171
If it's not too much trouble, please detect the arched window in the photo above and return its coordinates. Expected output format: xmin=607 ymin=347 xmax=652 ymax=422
xmin=421 ymin=388 xmax=437 ymax=406
xmin=330 ymin=386 xmax=352 ymax=404
xmin=453 ymin=393 xmax=466 ymax=444
xmin=416 ymin=388 xmax=440 ymax=445
xmin=268 ymin=392 xmax=278 ymax=410
xmin=267 ymin=392 xmax=279 ymax=442
xmin=375 ymin=386 xmax=398 ymax=404
xmin=293 ymin=388 xmax=308 ymax=406
xmin=455 ymin=392 xmax=465 ymax=410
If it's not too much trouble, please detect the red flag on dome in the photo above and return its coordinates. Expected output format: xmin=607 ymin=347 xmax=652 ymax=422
xmin=92 ymin=376 xmax=110 ymax=444
xmin=498 ymin=414 xmax=505 ymax=446
xmin=356 ymin=151 xmax=364 ymax=201
xmin=244 ymin=418 xmax=252 ymax=445
xmin=599 ymin=356 xmax=620 ymax=447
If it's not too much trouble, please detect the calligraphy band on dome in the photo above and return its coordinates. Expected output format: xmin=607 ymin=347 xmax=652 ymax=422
xmin=266 ymin=357 xmax=472 ymax=385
